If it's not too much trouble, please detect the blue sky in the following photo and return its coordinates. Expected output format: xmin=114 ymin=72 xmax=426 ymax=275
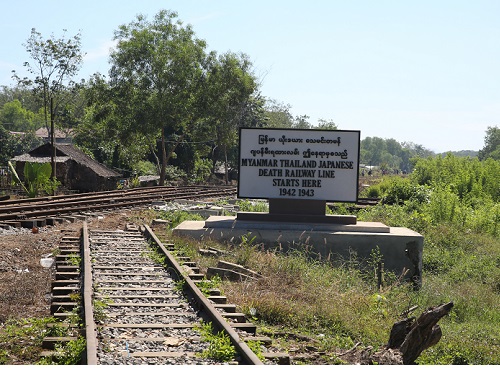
xmin=1 ymin=0 xmax=499 ymax=153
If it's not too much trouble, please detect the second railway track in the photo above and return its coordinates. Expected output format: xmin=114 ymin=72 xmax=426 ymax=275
xmin=0 ymin=185 xmax=237 ymax=226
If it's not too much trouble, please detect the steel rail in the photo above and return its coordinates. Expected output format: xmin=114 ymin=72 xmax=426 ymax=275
xmin=0 ymin=185 xmax=233 ymax=207
xmin=82 ymin=222 xmax=98 ymax=365
xmin=0 ymin=186 xmax=236 ymax=222
xmin=142 ymin=225 xmax=263 ymax=365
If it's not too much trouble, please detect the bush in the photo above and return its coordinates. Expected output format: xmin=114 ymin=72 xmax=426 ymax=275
xmin=131 ymin=160 xmax=157 ymax=176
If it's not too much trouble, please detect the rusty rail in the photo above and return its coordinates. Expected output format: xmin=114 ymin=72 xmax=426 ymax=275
xmin=143 ymin=225 xmax=264 ymax=365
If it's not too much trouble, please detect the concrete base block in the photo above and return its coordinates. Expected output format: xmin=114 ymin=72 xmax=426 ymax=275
xmin=173 ymin=216 xmax=423 ymax=284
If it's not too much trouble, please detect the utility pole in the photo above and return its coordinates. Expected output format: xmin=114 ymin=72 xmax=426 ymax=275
xmin=50 ymin=97 xmax=56 ymax=181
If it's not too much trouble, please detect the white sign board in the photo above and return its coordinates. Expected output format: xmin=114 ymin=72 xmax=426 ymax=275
xmin=238 ymin=128 xmax=360 ymax=202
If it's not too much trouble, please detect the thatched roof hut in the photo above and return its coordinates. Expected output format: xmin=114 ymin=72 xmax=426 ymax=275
xmin=12 ymin=143 xmax=121 ymax=192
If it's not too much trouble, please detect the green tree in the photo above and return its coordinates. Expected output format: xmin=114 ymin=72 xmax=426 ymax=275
xmin=316 ymin=118 xmax=338 ymax=130
xmin=0 ymin=99 xmax=38 ymax=132
xmin=292 ymin=114 xmax=312 ymax=129
xmin=13 ymin=28 xmax=84 ymax=178
xmin=0 ymin=125 xmax=42 ymax=165
xmin=478 ymin=126 xmax=500 ymax=161
xmin=110 ymin=10 xmax=207 ymax=185
xmin=263 ymin=99 xmax=295 ymax=128
xmin=0 ymin=125 xmax=16 ymax=164
xmin=201 ymin=51 xmax=258 ymax=182
xmin=75 ymin=73 xmax=154 ymax=174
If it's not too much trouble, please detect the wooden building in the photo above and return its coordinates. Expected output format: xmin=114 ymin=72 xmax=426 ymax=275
xmin=11 ymin=143 xmax=121 ymax=192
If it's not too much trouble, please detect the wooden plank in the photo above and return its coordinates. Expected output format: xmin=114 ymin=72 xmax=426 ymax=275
xmin=122 ymin=351 xmax=197 ymax=358
xmin=108 ymin=302 xmax=184 ymax=307
xmin=97 ymin=286 xmax=173 ymax=291
xmin=102 ymin=323 xmax=194 ymax=329
xmin=95 ymin=294 xmax=178 ymax=299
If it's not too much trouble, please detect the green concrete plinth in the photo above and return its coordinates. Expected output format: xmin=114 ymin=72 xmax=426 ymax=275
xmin=173 ymin=216 xmax=423 ymax=284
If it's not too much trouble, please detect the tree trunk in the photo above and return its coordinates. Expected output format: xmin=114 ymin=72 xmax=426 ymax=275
xmin=159 ymin=130 xmax=184 ymax=186
xmin=344 ymin=302 xmax=454 ymax=365
xmin=397 ymin=301 xmax=454 ymax=364
xmin=224 ymin=145 xmax=229 ymax=184
xmin=159 ymin=128 xmax=166 ymax=186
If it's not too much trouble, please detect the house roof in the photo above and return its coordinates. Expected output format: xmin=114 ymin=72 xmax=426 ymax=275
xmin=12 ymin=143 xmax=121 ymax=178
xmin=35 ymin=127 xmax=73 ymax=139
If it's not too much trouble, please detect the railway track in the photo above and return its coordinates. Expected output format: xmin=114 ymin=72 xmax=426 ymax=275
xmin=0 ymin=185 xmax=236 ymax=228
xmin=43 ymin=221 xmax=288 ymax=364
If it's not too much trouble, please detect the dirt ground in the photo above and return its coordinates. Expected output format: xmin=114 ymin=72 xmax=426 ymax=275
xmin=0 ymin=210 xmax=132 ymax=325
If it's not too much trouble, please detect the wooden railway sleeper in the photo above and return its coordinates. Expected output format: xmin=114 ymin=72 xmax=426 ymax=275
xmin=42 ymin=234 xmax=85 ymax=360
xmin=145 ymin=230 xmax=291 ymax=365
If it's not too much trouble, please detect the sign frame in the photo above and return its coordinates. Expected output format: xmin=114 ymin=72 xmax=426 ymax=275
xmin=237 ymin=127 xmax=360 ymax=203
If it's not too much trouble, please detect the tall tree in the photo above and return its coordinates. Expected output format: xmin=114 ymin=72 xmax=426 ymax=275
xmin=201 ymin=51 xmax=258 ymax=182
xmin=12 ymin=28 xmax=84 ymax=178
xmin=263 ymin=99 xmax=295 ymax=128
xmin=110 ymin=10 xmax=207 ymax=185
xmin=316 ymin=118 xmax=338 ymax=130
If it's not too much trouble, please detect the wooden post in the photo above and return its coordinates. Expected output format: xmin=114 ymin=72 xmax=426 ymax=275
xmin=50 ymin=97 xmax=56 ymax=181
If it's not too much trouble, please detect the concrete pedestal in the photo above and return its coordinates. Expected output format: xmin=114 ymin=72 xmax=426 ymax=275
xmin=173 ymin=216 xmax=423 ymax=284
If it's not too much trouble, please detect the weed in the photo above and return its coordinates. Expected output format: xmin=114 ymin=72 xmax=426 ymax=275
xmin=156 ymin=210 xmax=204 ymax=229
xmin=144 ymin=246 xmax=166 ymax=265
xmin=245 ymin=339 xmax=264 ymax=360
xmin=195 ymin=321 xmax=236 ymax=362
xmin=235 ymin=199 xmax=268 ymax=213
xmin=93 ymin=298 xmax=110 ymax=323
xmin=0 ymin=317 xmax=59 ymax=364
xmin=196 ymin=275 xmax=222 ymax=297
xmin=174 ymin=279 xmax=186 ymax=293
xmin=67 ymin=253 xmax=81 ymax=267
xmin=38 ymin=336 xmax=86 ymax=365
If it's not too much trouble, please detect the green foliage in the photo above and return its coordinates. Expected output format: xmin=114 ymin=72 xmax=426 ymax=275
xmin=196 ymin=275 xmax=222 ymax=297
xmin=190 ymin=157 xmax=212 ymax=183
xmin=360 ymin=137 xmax=435 ymax=172
xmin=412 ymin=154 xmax=500 ymax=202
xmin=38 ymin=336 xmax=86 ymax=365
xmin=144 ymin=245 xmax=167 ymax=266
xmin=164 ymin=165 xmax=187 ymax=181
xmin=93 ymin=298 xmax=110 ymax=323
xmin=0 ymin=99 xmax=38 ymax=131
xmin=67 ymin=253 xmax=81 ymax=267
xmin=195 ymin=321 xmax=236 ymax=362
xmin=0 ymin=317 xmax=61 ymax=364
xmin=361 ymin=155 xmax=499 ymax=237
xmin=0 ymin=125 xmax=42 ymax=165
xmin=131 ymin=160 xmax=157 ymax=176
xmin=371 ymin=176 xmax=430 ymax=205
xmin=235 ymin=233 xmax=258 ymax=266
xmin=245 ymin=339 xmax=264 ymax=360
xmin=22 ymin=162 xmax=60 ymax=197
xmin=110 ymin=10 xmax=208 ymax=184
xmin=478 ymin=125 xmax=500 ymax=160
xmin=236 ymin=199 xmax=269 ymax=213
xmin=156 ymin=210 xmax=204 ymax=229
